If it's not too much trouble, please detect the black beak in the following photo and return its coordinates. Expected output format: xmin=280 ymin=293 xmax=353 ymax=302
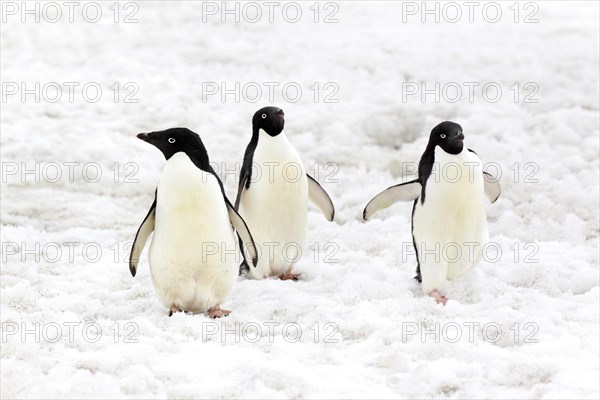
xmin=275 ymin=109 xmax=284 ymax=118
xmin=137 ymin=133 xmax=150 ymax=142
xmin=456 ymin=132 xmax=464 ymax=141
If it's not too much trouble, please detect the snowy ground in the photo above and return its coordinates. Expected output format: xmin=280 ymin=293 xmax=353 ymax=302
xmin=1 ymin=1 xmax=599 ymax=398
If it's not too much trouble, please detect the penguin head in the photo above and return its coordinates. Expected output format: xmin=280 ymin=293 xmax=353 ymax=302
xmin=429 ymin=121 xmax=464 ymax=155
xmin=137 ymin=127 xmax=210 ymax=164
xmin=252 ymin=106 xmax=285 ymax=137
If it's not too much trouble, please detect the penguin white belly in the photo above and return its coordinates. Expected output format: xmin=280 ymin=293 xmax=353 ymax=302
xmin=149 ymin=153 xmax=237 ymax=312
xmin=413 ymin=147 xmax=488 ymax=294
xmin=239 ymin=132 xmax=308 ymax=279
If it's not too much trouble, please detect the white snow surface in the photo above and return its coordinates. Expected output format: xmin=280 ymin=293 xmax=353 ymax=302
xmin=1 ymin=1 xmax=599 ymax=398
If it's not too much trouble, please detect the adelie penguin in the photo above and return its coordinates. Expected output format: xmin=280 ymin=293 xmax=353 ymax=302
xmin=235 ymin=106 xmax=335 ymax=281
xmin=362 ymin=121 xmax=501 ymax=304
xmin=129 ymin=128 xmax=258 ymax=318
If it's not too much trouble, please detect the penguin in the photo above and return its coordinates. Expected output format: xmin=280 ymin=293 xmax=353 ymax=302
xmin=129 ymin=128 xmax=258 ymax=317
xmin=235 ymin=106 xmax=335 ymax=280
xmin=362 ymin=121 xmax=501 ymax=304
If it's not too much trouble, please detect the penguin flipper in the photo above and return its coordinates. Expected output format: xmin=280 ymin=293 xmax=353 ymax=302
xmin=362 ymin=179 xmax=421 ymax=221
xmin=483 ymin=172 xmax=501 ymax=203
xmin=307 ymin=174 xmax=335 ymax=222
xmin=234 ymin=144 xmax=254 ymax=210
xmin=129 ymin=196 xmax=156 ymax=277
xmin=234 ymin=173 xmax=248 ymax=210
xmin=226 ymin=200 xmax=259 ymax=267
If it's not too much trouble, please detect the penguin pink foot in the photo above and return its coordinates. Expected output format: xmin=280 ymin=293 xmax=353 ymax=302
xmin=208 ymin=307 xmax=231 ymax=319
xmin=278 ymin=272 xmax=301 ymax=281
xmin=429 ymin=290 xmax=448 ymax=305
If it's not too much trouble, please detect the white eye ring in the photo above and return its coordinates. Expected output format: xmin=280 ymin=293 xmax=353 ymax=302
xmin=261 ymin=113 xmax=267 ymax=119
xmin=168 ymin=138 xmax=176 ymax=144
xmin=440 ymin=134 xmax=446 ymax=139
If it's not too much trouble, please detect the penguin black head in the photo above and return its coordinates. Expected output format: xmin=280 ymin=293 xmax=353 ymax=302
xmin=252 ymin=106 xmax=285 ymax=137
xmin=428 ymin=121 xmax=464 ymax=155
xmin=137 ymin=127 xmax=210 ymax=168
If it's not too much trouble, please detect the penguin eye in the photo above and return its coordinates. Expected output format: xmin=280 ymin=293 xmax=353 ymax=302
xmin=261 ymin=114 xmax=267 ymax=119
xmin=168 ymin=138 xmax=176 ymax=144
xmin=440 ymin=134 xmax=446 ymax=139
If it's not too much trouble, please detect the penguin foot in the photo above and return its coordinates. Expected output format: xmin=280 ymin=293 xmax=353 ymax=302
xmin=278 ymin=272 xmax=301 ymax=281
xmin=429 ymin=290 xmax=447 ymax=305
xmin=208 ymin=307 xmax=231 ymax=319
xmin=168 ymin=306 xmax=183 ymax=317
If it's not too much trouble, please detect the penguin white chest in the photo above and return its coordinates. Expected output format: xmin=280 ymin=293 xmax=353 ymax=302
xmin=413 ymin=147 xmax=489 ymax=292
xmin=149 ymin=153 xmax=237 ymax=312
xmin=239 ymin=131 xmax=308 ymax=278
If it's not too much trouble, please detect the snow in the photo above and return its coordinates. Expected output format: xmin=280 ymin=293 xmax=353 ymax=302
xmin=1 ymin=1 xmax=599 ymax=398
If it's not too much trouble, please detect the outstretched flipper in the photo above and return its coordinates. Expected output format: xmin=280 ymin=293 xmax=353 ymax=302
xmin=362 ymin=179 xmax=421 ymax=221
xmin=483 ymin=172 xmax=501 ymax=203
xmin=307 ymin=174 xmax=335 ymax=222
xmin=129 ymin=196 xmax=156 ymax=277
xmin=226 ymin=199 xmax=259 ymax=267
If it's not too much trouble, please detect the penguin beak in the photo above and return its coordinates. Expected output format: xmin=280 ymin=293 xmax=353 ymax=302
xmin=456 ymin=132 xmax=464 ymax=141
xmin=275 ymin=109 xmax=284 ymax=118
xmin=137 ymin=133 xmax=150 ymax=142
